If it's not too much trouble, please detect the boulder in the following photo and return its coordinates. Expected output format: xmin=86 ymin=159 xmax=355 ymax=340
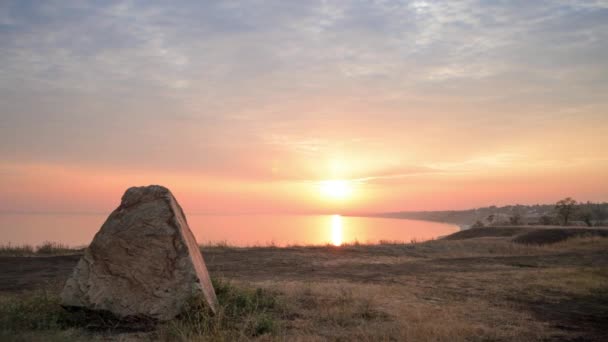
xmin=61 ymin=185 xmax=217 ymax=321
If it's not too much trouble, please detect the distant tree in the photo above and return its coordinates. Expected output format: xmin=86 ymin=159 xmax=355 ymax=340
xmin=578 ymin=202 xmax=593 ymax=227
xmin=581 ymin=211 xmax=593 ymax=227
xmin=540 ymin=215 xmax=554 ymax=225
xmin=472 ymin=220 xmax=485 ymax=228
xmin=555 ymin=197 xmax=577 ymax=225
xmin=487 ymin=214 xmax=495 ymax=224
xmin=509 ymin=213 xmax=522 ymax=225
xmin=590 ymin=202 xmax=608 ymax=226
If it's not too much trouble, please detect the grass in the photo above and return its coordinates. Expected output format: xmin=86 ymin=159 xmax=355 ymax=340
xmin=0 ymin=244 xmax=34 ymax=256
xmin=444 ymin=226 xmax=533 ymax=240
xmin=513 ymin=227 xmax=608 ymax=245
xmin=0 ymin=241 xmax=80 ymax=256
xmin=203 ymin=239 xmax=424 ymax=249
xmin=0 ymin=281 xmax=392 ymax=341
xmin=1 ymin=229 xmax=608 ymax=340
xmin=158 ymin=278 xmax=283 ymax=340
xmin=0 ymin=290 xmax=98 ymax=341
xmin=0 ymin=279 xmax=286 ymax=341
xmin=0 ymin=290 xmax=69 ymax=331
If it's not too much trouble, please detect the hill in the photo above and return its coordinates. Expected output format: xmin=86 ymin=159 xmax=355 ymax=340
xmin=373 ymin=201 xmax=608 ymax=228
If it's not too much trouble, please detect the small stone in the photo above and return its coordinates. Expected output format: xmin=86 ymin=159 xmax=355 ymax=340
xmin=61 ymin=185 xmax=217 ymax=321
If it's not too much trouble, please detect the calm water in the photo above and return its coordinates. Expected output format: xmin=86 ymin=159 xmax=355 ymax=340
xmin=0 ymin=214 xmax=458 ymax=247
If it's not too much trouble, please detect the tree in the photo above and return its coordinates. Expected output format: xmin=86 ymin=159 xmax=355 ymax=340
xmin=590 ymin=202 xmax=608 ymax=226
xmin=580 ymin=211 xmax=593 ymax=227
xmin=487 ymin=214 xmax=495 ymax=225
xmin=540 ymin=215 xmax=554 ymax=225
xmin=509 ymin=213 xmax=522 ymax=225
xmin=555 ymin=197 xmax=577 ymax=225
xmin=578 ymin=202 xmax=593 ymax=227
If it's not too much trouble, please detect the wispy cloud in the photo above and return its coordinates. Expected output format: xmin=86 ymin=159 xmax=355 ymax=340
xmin=0 ymin=0 xmax=607 ymax=189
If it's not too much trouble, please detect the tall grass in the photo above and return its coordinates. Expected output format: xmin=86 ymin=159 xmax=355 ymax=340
xmin=0 ymin=242 xmax=79 ymax=256
xmin=0 ymin=243 xmax=34 ymax=256
xmin=36 ymin=242 xmax=76 ymax=255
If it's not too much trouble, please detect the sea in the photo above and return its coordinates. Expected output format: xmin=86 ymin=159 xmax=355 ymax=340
xmin=0 ymin=213 xmax=458 ymax=247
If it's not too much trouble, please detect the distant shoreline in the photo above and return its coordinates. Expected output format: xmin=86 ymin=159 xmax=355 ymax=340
xmin=344 ymin=213 xmax=468 ymax=230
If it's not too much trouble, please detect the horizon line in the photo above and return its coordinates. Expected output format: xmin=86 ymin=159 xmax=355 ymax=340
xmin=2 ymin=199 xmax=605 ymax=216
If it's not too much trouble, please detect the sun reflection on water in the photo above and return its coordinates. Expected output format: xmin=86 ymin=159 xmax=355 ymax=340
xmin=331 ymin=214 xmax=343 ymax=246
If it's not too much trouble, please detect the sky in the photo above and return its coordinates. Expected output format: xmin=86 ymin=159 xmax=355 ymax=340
xmin=1 ymin=0 xmax=607 ymax=214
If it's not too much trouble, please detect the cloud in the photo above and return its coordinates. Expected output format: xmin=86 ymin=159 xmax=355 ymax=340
xmin=0 ymin=0 xmax=607 ymax=186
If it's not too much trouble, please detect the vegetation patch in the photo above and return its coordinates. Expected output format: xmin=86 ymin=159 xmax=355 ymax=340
xmin=443 ymin=227 xmax=533 ymax=240
xmin=0 ymin=291 xmax=71 ymax=332
xmin=157 ymin=278 xmax=284 ymax=340
xmin=513 ymin=228 xmax=608 ymax=245
xmin=0 ymin=279 xmax=285 ymax=341
xmin=0 ymin=242 xmax=80 ymax=256
xmin=0 ymin=290 xmax=140 ymax=334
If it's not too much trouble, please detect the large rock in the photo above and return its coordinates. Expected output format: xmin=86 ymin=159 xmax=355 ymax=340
xmin=61 ymin=185 xmax=217 ymax=320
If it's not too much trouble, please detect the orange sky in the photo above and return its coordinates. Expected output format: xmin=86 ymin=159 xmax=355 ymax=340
xmin=1 ymin=1 xmax=608 ymax=214
xmin=2 ymin=132 xmax=607 ymax=215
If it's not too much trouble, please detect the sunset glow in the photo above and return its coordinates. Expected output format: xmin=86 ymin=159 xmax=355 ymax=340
xmin=1 ymin=3 xmax=606 ymax=339
xmin=330 ymin=215 xmax=343 ymax=246
xmin=0 ymin=1 xmax=606 ymax=216
xmin=320 ymin=180 xmax=353 ymax=200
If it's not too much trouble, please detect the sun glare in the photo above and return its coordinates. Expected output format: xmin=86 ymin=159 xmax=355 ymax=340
xmin=320 ymin=180 xmax=352 ymax=199
xmin=330 ymin=214 xmax=343 ymax=246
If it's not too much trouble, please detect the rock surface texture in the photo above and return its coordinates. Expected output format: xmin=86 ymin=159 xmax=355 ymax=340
xmin=61 ymin=185 xmax=217 ymax=320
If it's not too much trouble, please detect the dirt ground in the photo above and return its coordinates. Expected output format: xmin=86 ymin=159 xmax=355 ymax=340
xmin=1 ymin=230 xmax=608 ymax=341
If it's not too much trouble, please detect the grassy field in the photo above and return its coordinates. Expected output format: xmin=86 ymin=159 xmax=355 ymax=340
xmin=1 ymin=227 xmax=607 ymax=341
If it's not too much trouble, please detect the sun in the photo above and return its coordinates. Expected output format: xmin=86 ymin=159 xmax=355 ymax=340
xmin=320 ymin=180 xmax=352 ymax=199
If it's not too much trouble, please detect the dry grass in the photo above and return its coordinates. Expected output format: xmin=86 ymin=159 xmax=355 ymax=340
xmin=1 ymin=229 xmax=607 ymax=341
xmin=230 ymin=280 xmax=552 ymax=341
xmin=165 ymin=236 xmax=608 ymax=341
xmin=0 ymin=243 xmax=35 ymax=256
xmin=0 ymin=241 xmax=80 ymax=256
